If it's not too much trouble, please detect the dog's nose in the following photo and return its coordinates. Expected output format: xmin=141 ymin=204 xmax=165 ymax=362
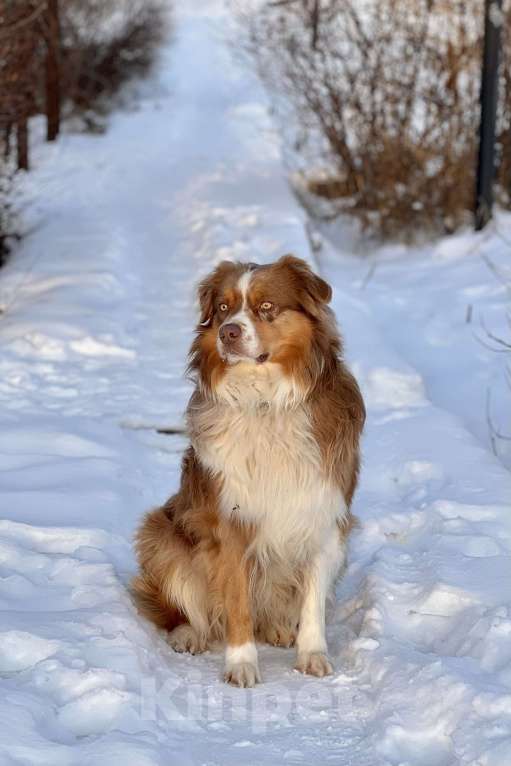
xmin=219 ymin=323 xmax=242 ymax=344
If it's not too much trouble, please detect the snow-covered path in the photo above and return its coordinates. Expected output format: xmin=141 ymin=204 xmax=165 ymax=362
xmin=1 ymin=2 xmax=510 ymax=764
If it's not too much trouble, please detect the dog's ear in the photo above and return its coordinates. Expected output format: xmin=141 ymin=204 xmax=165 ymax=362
xmin=197 ymin=279 xmax=215 ymax=327
xmin=197 ymin=261 xmax=237 ymax=327
xmin=277 ymin=254 xmax=332 ymax=316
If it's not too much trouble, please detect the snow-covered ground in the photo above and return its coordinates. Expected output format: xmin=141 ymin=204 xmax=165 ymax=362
xmin=1 ymin=1 xmax=510 ymax=764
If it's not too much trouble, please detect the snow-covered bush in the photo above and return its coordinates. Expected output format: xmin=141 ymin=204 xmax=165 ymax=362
xmin=245 ymin=0 xmax=511 ymax=238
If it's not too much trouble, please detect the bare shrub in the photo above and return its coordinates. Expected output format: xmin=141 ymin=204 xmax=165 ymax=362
xmin=0 ymin=2 xmax=45 ymax=169
xmin=59 ymin=0 xmax=167 ymax=117
xmin=0 ymin=0 xmax=167 ymax=266
xmin=0 ymin=1 xmax=167 ymax=156
xmin=0 ymin=3 xmax=44 ymax=262
xmin=245 ymin=0 xmax=511 ymax=239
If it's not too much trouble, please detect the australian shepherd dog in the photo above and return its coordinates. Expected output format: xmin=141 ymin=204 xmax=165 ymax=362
xmin=132 ymin=255 xmax=365 ymax=687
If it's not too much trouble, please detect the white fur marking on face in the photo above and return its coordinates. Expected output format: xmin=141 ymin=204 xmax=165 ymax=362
xmin=237 ymin=269 xmax=253 ymax=305
xmin=217 ymin=269 xmax=263 ymax=363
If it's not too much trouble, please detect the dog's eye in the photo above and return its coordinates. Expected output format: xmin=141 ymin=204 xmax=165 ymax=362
xmin=260 ymin=301 xmax=273 ymax=311
xmin=219 ymin=303 xmax=228 ymax=312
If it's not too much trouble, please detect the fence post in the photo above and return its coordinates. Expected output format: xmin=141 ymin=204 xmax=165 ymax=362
xmin=475 ymin=0 xmax=503 ymax=231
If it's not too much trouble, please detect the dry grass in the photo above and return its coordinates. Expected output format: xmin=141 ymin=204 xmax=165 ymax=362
xmin=245 ymin=0 xmax=511 ymax=239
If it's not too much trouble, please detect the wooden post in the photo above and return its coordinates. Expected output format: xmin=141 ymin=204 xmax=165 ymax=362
xmin=45 ymin=0 xmax=61 ymax=141
xmin=475 ymin=0 xmax=503 ymax=231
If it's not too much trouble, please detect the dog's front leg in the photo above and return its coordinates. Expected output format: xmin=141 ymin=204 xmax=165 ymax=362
xmin=295 ymin=531 xmax=345 ymax=677
xmin=219 ymin=536 xmax=260 ymax=687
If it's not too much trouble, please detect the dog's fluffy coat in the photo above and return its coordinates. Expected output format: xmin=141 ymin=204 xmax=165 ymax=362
xmin=132 ymin=256 xmax=365 ymax=686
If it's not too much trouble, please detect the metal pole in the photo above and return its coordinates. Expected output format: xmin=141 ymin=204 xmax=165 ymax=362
xmin=475 ymin=0 xmax=503 ymax=231
xmin=45 ymin=0 xmax=61 ymax=142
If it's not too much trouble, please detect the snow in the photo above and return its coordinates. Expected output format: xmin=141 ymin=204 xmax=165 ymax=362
xmin=1 ymin=0 xmax=510 ymax=763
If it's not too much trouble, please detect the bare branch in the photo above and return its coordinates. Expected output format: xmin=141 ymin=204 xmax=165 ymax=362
xmin=0 ymin=3 xmax=47 ymax=39
xmin=486 ymin=389 xmax=511 ymax=451
xmin=479 ymin=315 xmax=511 ymax=351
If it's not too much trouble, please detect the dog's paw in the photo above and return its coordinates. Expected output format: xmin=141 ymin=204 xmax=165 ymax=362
xmin=261 ymin=625 xmax=297 ymax=648
xmin=294 ymin=651 xmax=333 ymax=677
xmin=224 ymin=662 xmax=261 ymax=688
xmin=167 ymin=624 xmax=204 ymax=655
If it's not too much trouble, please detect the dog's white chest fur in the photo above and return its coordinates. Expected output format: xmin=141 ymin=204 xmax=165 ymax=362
xmin=191 ymin=365 xmax=345 ymax=560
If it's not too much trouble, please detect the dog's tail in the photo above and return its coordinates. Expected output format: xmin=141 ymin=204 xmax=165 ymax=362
xmin=131 ymin=507 xmax=210 ymax=641
xmin=130 ymin=571 xmax=185 ymax=631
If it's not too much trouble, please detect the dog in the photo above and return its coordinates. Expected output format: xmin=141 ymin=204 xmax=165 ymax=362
xmin=132 ymin=255 xmax=365 ymax=687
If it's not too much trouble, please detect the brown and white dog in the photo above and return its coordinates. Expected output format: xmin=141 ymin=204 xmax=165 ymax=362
xmin=132 ymin=255 xmax=365 ymax=687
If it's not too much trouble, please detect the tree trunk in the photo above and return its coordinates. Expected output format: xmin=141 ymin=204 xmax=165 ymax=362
xmin=311 ymin=0 xmax=319 ymax=50
xmin=3 ymin=124 xmax=12 ymax=160
xmin=45 ymin=0 xmax=61 ymax=141
xmin=17 ymin=119 xmax=29 ymax=170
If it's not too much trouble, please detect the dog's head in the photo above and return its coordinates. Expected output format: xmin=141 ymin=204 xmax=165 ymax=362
xmin=189 ymin=256 xmax=340 ymax=404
